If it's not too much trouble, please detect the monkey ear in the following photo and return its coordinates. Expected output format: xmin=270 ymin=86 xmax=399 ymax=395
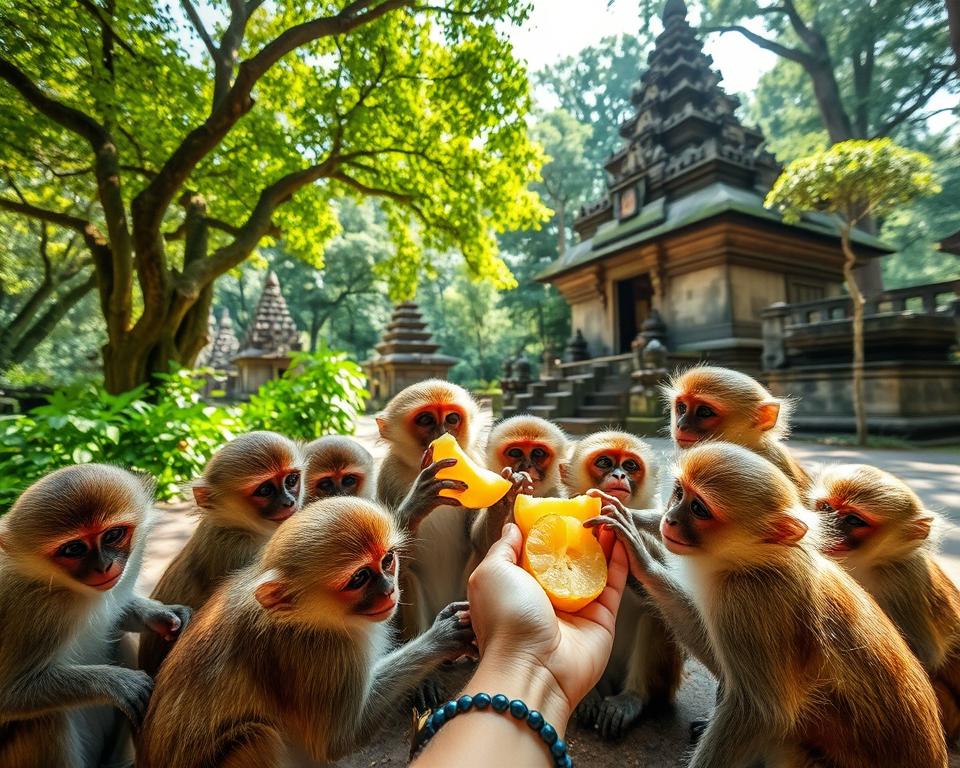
xmin=192 ymin=483 xmax=212 ymax=509
xmin=376 ymin=417 xmax=388 ymax=440
xmin=558 ymin=462 xmax=570 ymax=486
xmin=254 ymin=579 xmax=295 ymax=612
xmin=764 ymin=515 xmax=808 ymax=545
xmin=755 ymin=401 xmax=781 ymax=432
xmin=908 ymin=515 xmax=934 ymax=542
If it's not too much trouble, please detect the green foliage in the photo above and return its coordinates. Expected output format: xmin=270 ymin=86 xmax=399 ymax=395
xmin=765 ymin=139 xmax=942 ymax=226
xmin=0 ymin=350 xmax=368 ymax=512
xmin=241 ymin=350 xmax=368 ymax=440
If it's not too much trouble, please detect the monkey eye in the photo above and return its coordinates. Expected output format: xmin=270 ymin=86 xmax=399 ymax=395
xmin=676 ymin=402 xmax=687 ymax=415
xmin=445 ymin=413 xmax=461 ymax=426
xmin=414 ymin=412 xmax=436 ymax=427
xmin=594 ymin=456 xmax=613 ymax=469
xmin=532 ymin=447 xmax=547 ymax=460
xmin=253 ymin=481 xmax=276 ymax=498
xmin=690 ymin=498 xmax=712 ymax=520
xmin=381 ymin=551 xmax=396 ymax=572
xmin=101 ymin=526 xmax=127 ymax=546
xmin=342 ymin=475 xmax=358 ymax=487
xmin=816 ymin=500 xmax=834 ymax=513
xmin=283 ymin=472 xmax=300 ymax=490
xmin=506 ymin=447 xmax=524 ymax=459
xmin=843 ymin=514 xmax=868 ymax=528
xmin=695 ymin=405 xmax=716 ymax=418
xmin=58 ymin=539 xmax=88 ymax=559
xmin=671 ymin=483 xmax=683 ymax=502
xmin=318 ymin=478 xmax=335 ymax=492
xmin=346 ymin=567 xmax=372 ymax=590
xmin=623 ymin=459 xmax=640 ymax=473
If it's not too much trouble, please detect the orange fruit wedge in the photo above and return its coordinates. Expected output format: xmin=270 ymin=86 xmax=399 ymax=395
xmin=431 ymin=433 xmax=512 ymax=508
xmin=522 ymin=514 xmax=607 ymax=613
xmin=514 ymin=494 xmax=602 ymax=537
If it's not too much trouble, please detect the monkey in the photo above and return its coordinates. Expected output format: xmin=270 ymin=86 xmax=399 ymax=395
xmin=138 ymin=496 xmax=475 ymax=768
xmin=664 ymin=365 xmax=811 ymax=493
xmin=810 ymin=463 xmax=960 ymax=743
xmin=0 ymin=464 xmax=191 ymax=768
xmin=138 ymin=431 xmax=305 ymax=676
xmin=468 ymin=415 xmax=567 ymax=565
xmin=588 ymin=442 xmax=948 ymax=768
xmin=554 ymin=430 xmax=682 ymax=739
xmin=375 ymin=380 xmax=482 ymax=642
xmin=303 ymin=435 xmax=375 ymax=502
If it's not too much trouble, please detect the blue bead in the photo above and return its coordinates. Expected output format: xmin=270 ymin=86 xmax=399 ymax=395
xmin=556 ymin=755 xmax=572 ymax=768
xmin=491 ymin=694 xmax=509 ymax=712
xmin=443 ymin=701 xmax=458 ymax=720
xmin=526 ymin=710 xmax=544 ymax=730
xmin=422 ymin=724 xmax=435 ymax=739
xmin=430 ymin=709 xmax=446 ymax=728
xmin=509 ymin=699 xmax=529 ymax=719
xmin=474 ymin=692 xmax=492 ymax=709
xmin=457 ymin=695 xmax=473 ymax=712
xmin=551 ymin=739 xmax=567 ymax=757
xmin=540 ymin=723 xmax=558 ymax=745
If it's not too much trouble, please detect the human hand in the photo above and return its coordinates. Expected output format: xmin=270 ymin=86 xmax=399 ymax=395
xmin=466 ymin=522 xmax=628 ymax=731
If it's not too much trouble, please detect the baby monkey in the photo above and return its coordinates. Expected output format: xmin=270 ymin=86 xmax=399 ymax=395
xmin=589 ymin=443 xmax=947 ymax=767
xmin=138 ymin=497 xmax=475 ymax=767
xmin=0 ymin=465 xmax=190 ymax=768
xmin=304 ymin=435 xmax=375 ymax=502
xmin=139 ymin=431 xmax=305 ymax=675
xmin=812 ymin=463 xmax=960 ymax=742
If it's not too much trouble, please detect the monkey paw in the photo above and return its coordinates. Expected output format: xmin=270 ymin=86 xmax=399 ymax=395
xmin=146 ymin=603 xmax=192 ymax=642
xmin=575 ymin=688 xmax=602 ymax=729
xmin=109 ymin=668 xmax=154 ymax=731
xmin=414 ymin=677 xmax=445 ymax=712
xmin=595 ymin=691 xmax=645 ymax=740
xmin=430 ymin=601 xmax=475 ymax=660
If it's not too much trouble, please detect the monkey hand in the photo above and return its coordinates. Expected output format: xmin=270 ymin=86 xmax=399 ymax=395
xmin=586 ymin=488 xmax=664 ymax=542
xmin=144 ymin=602 xmax=192 ymax=642
xmin=484 ymin=468 xmax=534 ymax=530
xmin=426 ymin=601 xmax=476 ymax=662
xmin=105 ymin=666 xmax=154 ymax=731
xmin=396 ymin=457 xmax=468 ymax=532
xmin=585 ymin=501 xmax=666 ymax=588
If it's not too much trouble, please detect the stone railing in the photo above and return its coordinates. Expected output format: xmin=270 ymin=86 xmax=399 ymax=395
xmin=762 ymin=279 xmax=960 ymax=370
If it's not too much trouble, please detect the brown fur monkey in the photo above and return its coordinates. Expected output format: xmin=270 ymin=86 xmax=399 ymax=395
xmin=664 ymin=365 xmax=811 ymax=492
xmin=375 ymin=380 xmax=482 ymax=642
xmin=811 ymin=463 xmax=960 ymax=743
xmin=304 ymin=435 xmax=374 ymax=502
xmin=590 ymin=443 xmax=948 ymax=768
xmin=0 ymin=465 xmax=191 ymax=768
xmin=469 ymin=416 xmax=566 ymax=564
xmin=138 ymin=431 xmax=305 ymax=675
xmin=138 ymin=497 xmax=474 ymax=767
xmin=559 ymin=430 xmax=682 ymax=739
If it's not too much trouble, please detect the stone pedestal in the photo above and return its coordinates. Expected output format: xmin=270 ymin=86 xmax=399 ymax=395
xmin=626 ymin=338 xmax=671 ymax=436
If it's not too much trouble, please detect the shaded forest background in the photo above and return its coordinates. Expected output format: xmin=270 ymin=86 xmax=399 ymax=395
xmin=2 ymin=0 xmax=958 ymax=392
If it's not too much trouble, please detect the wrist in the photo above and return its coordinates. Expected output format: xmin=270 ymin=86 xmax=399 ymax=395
xmin=468 ymin=645 xmax=571 ymax=735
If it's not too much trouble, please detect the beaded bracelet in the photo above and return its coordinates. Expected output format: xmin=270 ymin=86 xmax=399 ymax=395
xmin=414 ymin=692 xmax=572 ymax=767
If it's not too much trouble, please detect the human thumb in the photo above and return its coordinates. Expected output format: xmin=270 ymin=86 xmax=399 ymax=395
xmin=485 ymin=522 xmax=522 ymax=565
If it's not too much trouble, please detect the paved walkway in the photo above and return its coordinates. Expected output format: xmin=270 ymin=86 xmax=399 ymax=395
xmin=137 ymin=415 xmax=960 ymax=767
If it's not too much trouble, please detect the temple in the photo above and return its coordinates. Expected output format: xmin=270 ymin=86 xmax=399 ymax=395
xmin=234 ymin=272 xmax=302 ymax=396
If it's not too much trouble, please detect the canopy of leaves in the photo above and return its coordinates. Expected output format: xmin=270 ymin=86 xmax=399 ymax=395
xmin=765 ymin=139 xmax=942 ymax=226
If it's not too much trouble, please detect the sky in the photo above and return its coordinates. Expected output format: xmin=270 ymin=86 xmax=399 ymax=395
xmin=507 ymin=0 xmax=779 ymax=99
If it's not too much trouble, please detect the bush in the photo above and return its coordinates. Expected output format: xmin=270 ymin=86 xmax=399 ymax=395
xmin=0 ymin=350 xmax=368 ymax=512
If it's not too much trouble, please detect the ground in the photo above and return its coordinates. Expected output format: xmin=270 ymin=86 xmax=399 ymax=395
xmin=137 ymin=413 xmax=960 ymax=767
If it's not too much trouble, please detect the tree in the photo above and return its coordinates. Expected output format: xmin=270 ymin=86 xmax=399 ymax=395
xmin=0 ymin=0 xmax=549 ymax=393
xmin=765 ymin=139 xmax=941 ymax=445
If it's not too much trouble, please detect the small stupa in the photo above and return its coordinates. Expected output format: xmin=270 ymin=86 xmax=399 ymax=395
xmin=208 ymin=311 xmax=240 ymax=370
xmin=364 ymin=302 xmax=458 ymax=408
xmin=233 ymin=272 xmax=302 ymax=396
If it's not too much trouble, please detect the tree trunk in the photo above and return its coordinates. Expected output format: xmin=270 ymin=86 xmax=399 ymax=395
xmin=556 ymin=198 xmax=566 ymax=256
xmin=948 ymin=0 xmax=960 ymax=75
xmin=841 ymin=226 xmax=867 ymax=446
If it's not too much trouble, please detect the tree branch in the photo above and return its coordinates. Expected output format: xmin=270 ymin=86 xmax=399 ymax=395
xmin=0 ymin=196 xmax=94 ymax=235
xmin=873 ymin=65 xmax=954 ymax=137
xmin=330 ymin=170 xmax=415 ymax=204
xmin=703 ymin=25 xmax=811 ymax=65
xmin=179 ymin=0 xmax=218 ymax=60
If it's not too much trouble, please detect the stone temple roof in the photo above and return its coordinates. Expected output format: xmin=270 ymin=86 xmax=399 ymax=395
xmin=208 ymin=311 xmax=240 ymax=369
xmin=366 ymin=302 xmax=458 ymax=366
xmin=235 ymin=272 xmax=302 ymax=359
xmin=195 ymin=309 xmax=218 ymax=367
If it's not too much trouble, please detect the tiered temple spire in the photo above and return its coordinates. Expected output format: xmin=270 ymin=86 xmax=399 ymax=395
xmin=237 ymin=272 xmax=302 ymax=357
xmin=574 ymin=0 xmax=779 ymax=239
xmin=207 ymin=311 xmax=240 ymax=370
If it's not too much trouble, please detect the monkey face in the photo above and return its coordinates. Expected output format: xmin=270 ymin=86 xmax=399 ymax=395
xmin=342 ymin=548 xmax=399 ymax=622
xmin=311 ymin=468 xmax=366 ymax=500
xmin=409 ymin=406 xmax=466 ymax=449
xmin=672 ymin=396 xmax=724 ymax=447
xmin=248 ymin=469 xmax=302 ymax=522
xmin=586 ymin=450 xmax=644 ymax=503
xmin=501 ymin=441 xmax=553 ymax=487
xmin=816 ymin=498 xmax=877 ymax=555
xmin=49 ymin=521 xmax=134 ymax=590
xmin=660 ymin=480 xmax=720 ymax=554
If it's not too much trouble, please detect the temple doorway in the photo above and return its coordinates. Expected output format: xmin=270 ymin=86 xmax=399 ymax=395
xmin=616 ymin=273 xmax=653 ymax=352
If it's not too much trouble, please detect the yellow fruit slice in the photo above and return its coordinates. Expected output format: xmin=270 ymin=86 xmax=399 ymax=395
xmin=431 ymin=433 xmax=512 ymax=508
xmin=514 ymin=494 xmax=602 ymax=537
xmin=522 ymin=514 xmax=607 ymax=613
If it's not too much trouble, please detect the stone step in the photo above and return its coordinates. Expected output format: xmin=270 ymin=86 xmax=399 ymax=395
xmin=584 ymin=391 xmax=628 ymax=407
xmin=555 ymin=417 xmax=624 ymax=435
xmin=528 ymin=405 xmax=557 ymax=419
xmin=577 ymin=404 xmax=622 ymax=419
